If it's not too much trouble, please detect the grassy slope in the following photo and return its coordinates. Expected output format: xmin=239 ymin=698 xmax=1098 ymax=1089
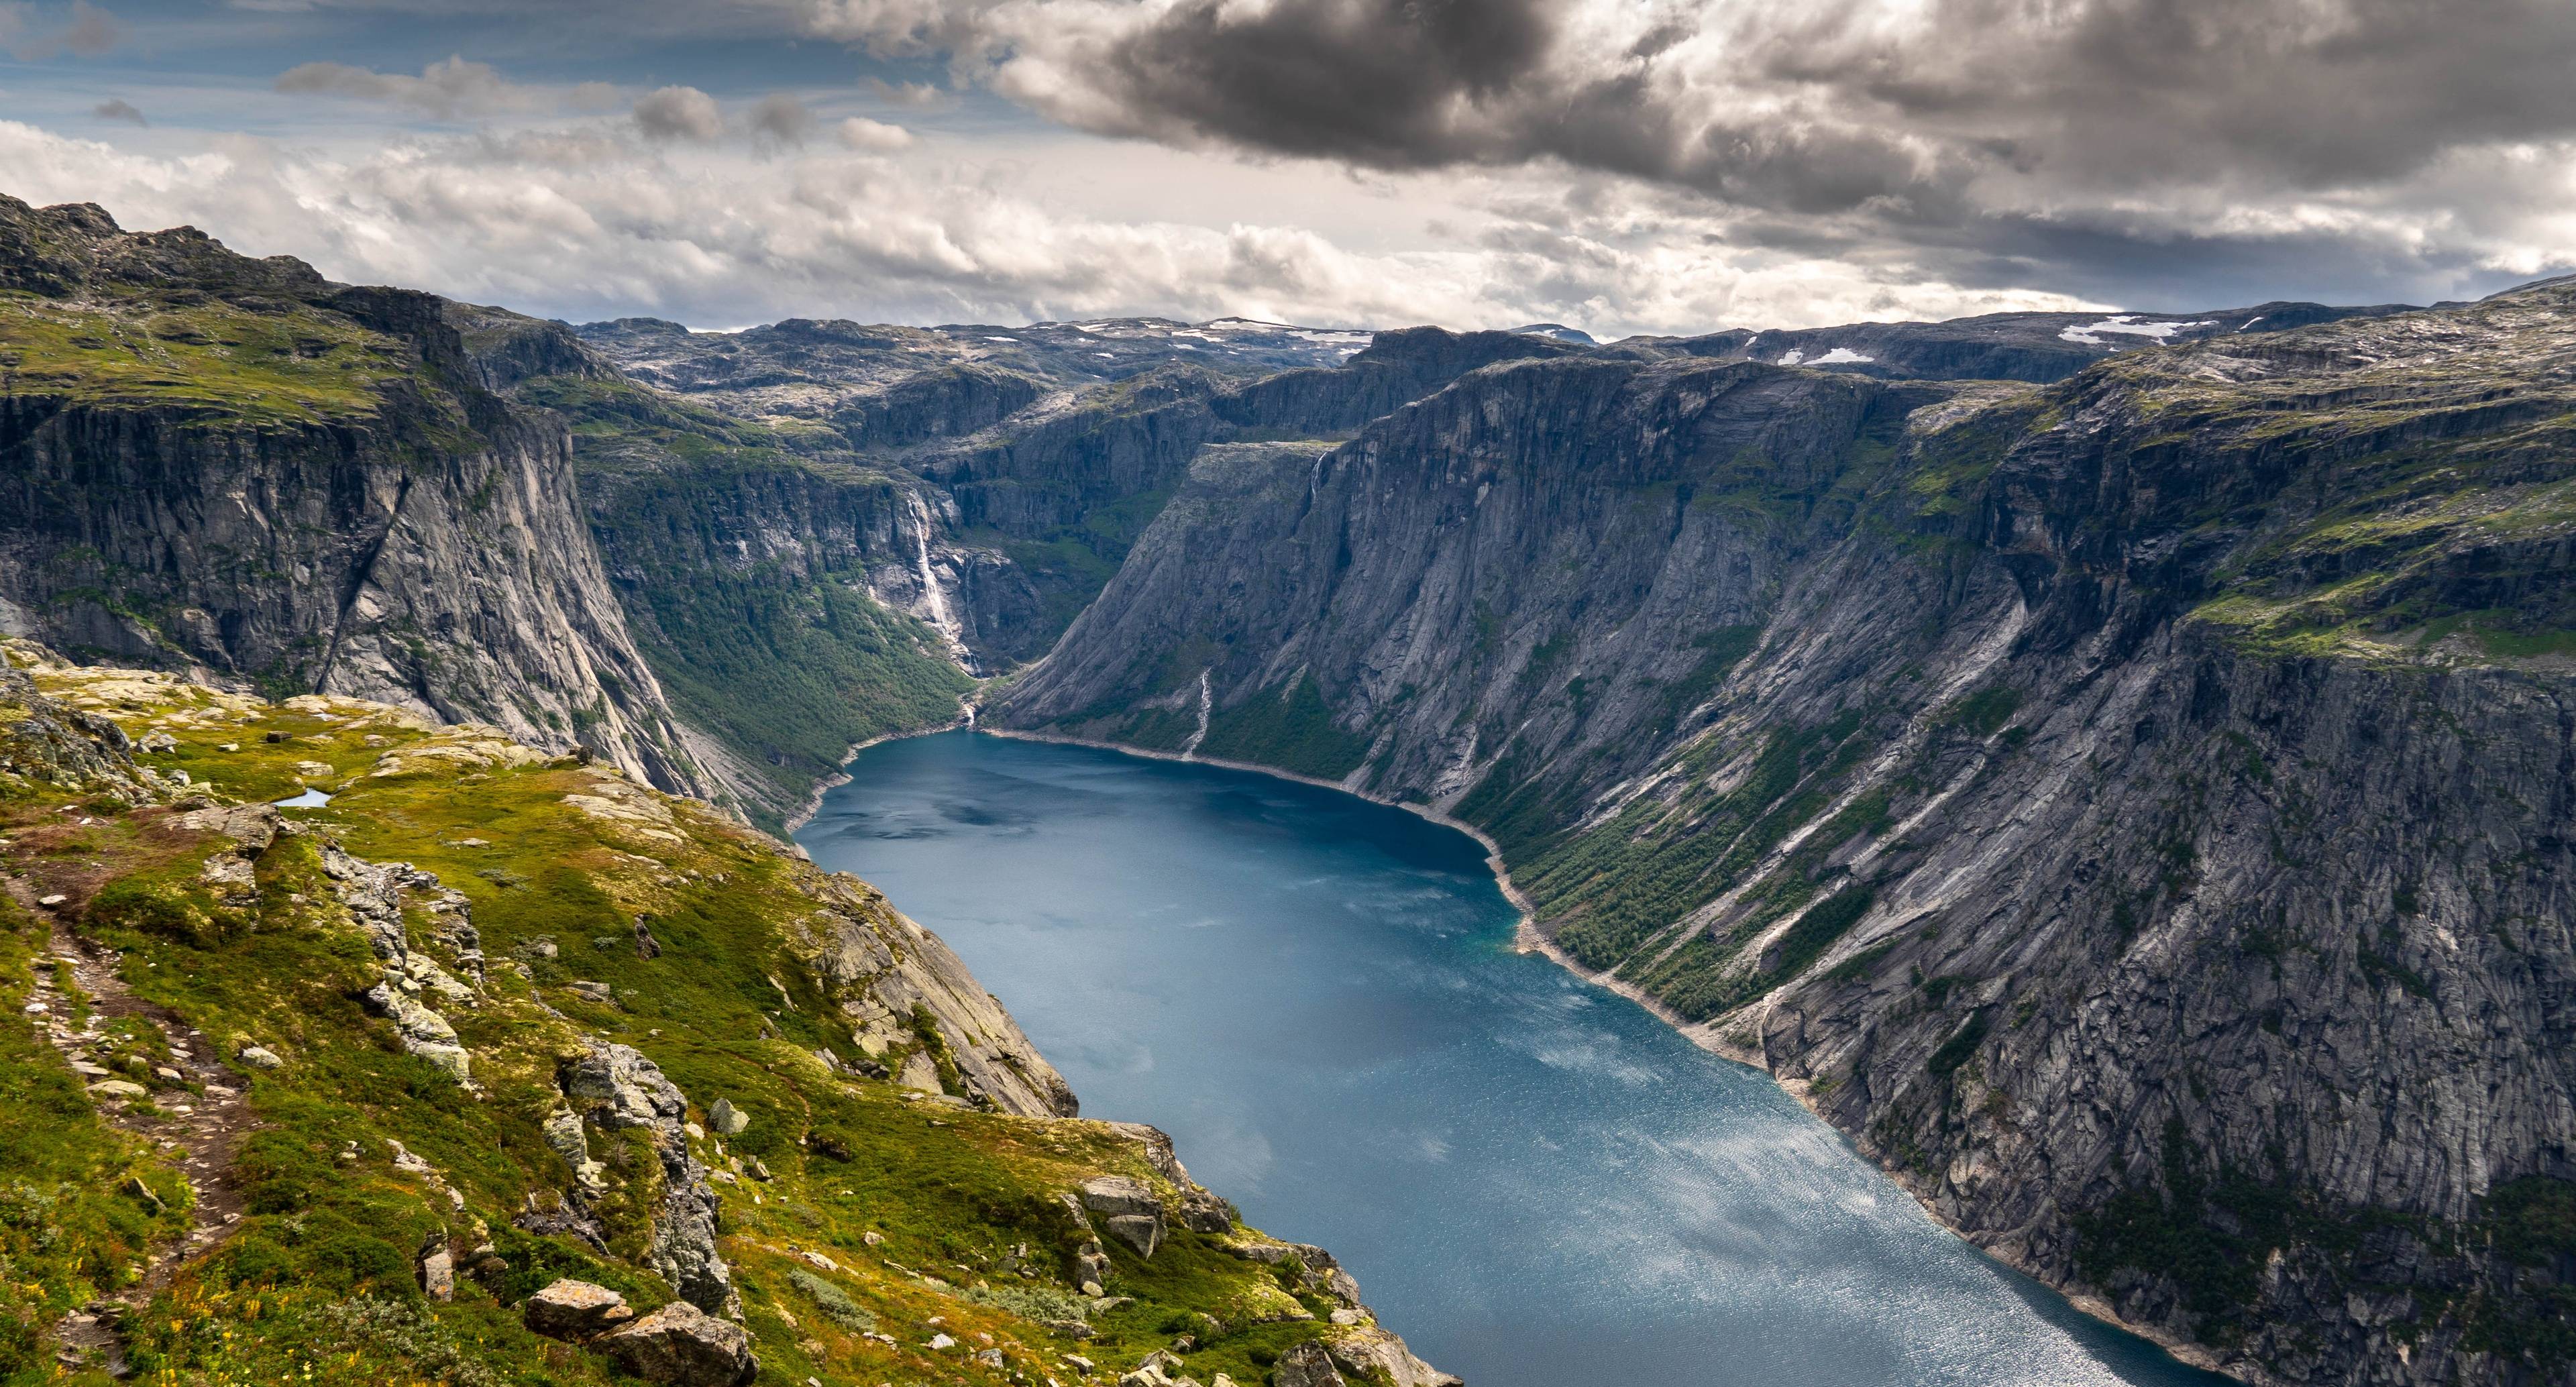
xmin=0 ymin=289 xmax=412 ymax=428
xmin=0 ymin=649 xmax=1379 ymax=1386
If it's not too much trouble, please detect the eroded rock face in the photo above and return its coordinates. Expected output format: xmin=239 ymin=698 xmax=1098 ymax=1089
xmin=600 ymin=1300 xmax=757 ymax=1386
xmin=786 ymin=873 xmax=1077 ymax=1118
xmin=998 ymin=280 xmax=2576 ymax=1385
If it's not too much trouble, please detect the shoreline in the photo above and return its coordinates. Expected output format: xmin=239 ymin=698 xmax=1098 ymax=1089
xmin=780 ymin=711 xmax=972 ymax=834
xmin=829 ymin=722 xmax=2241 ymax=1384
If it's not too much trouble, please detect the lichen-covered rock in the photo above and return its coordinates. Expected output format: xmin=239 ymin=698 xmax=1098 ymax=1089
xmin=523 ymin=1279 xmax=634 ymax=1339
xmin=598 ymin=1300 xmax=757 ymax=1386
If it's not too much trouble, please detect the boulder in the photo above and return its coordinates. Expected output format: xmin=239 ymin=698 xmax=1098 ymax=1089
xmin=1078 ymin=1175 xmax=1159 ymax=1219
xmin=237 ymin=1044 xmax=284 ymax=1070
xmin=420 ymin=1244 xmax=454 ymax=1302
xmin=88 ymin=1079 xmax=148 ymax=1100
xmin=1105 ymin=1213 xmax=1163 ymax=1259
xmin=1328 ymin=1328 xmax=1463 ymax=1387
xmin=706 ymin=1097 xmax=749 ymax=1135
xmin=1271 ymin=1342 xmax=1346 ymax=1387
xmin=1081 ymin=1176 xmax=1165 ymax=1256
xmin=1177 ymin=1187 xmax=1236 ymax=1234
xmin=523 ymin=1279 xmax=635 ymax=1339
xmin=1074 ymin=1238 xmax=1111 ymax=1293
xmin=600 ymin=1300 xmax=757 ymax=1386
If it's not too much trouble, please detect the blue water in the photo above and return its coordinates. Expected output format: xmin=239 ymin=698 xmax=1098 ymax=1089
xmin=797 ymin=732 xmax=2220 ymax=1387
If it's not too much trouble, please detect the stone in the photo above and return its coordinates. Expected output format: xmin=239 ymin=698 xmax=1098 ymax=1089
xmin=600 ymin=1301 xmax=757 ymax=1386
xmin=1270 ymin=1342 xmax=1346 ymax=1387
xmin=38 ymin=893 xmax=66 ymax=907
xmin=1326 ymin=1329 xmax=1462 ymax=1387
xmin=525 ymin=1279 xmax=635 ymax=1339
xmin=88 ymin=1079 xmax=148 ymax=1100
xmin=706 ymin=1097 xmax=749 ymax=1135
xmin=420 ymin=1244 xmax=455 ymax=1302
xmin=1104 ymin=1214 xmax=1162 ymax=1259
xmin=153 ymin=1065 xmax=182 ymax=1083
xmin=237 ymin=1044 xmax=284 ymax=1069
xmin=1073 ymin=1239 xmax=1111 ymax=1290
xmin=1176 ymin=1188 xmax=1235 ymax=1234
xmin=1078 ymin=1175 xmax=1160 ymax=1219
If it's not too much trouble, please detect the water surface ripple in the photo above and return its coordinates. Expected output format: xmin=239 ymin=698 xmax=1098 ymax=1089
xmin=798 ymin=732 xmax=2220 ymax=1387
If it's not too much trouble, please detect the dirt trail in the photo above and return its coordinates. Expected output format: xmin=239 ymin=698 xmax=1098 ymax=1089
xmin=13 ymin=881 xmax=258 ymax=1378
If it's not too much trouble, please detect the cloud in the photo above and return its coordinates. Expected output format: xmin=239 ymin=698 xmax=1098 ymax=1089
xmin=275 ymin=55 xmax=541 ymax=119
xmin=0 ymin=116 xmax=2131 ymax=339
xmin=58 ymin=0 xmax=113 ymax=54
xmin=749 ymin=93 xmax=817 ymax=147
xmin=5 ymin=0 xmax=120 ymax=59
xmin=91 ymin=97 xmax=144 ymax=125
xmin=868 ymin=78 xmax=949 ymax=109
xmin=782 ymin=0 xmax=2576 ymax=307
xmin=835 ymin=115 xmax=912 ymax=152
xmin=633 ymin=85 xmax=724 ymax=142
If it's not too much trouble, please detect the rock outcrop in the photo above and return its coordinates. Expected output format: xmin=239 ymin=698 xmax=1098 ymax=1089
xmin=559 ymin=1042 xmax=737 ymax=1315
xmin=998 ymin=278 xmax=2576 ymax=1386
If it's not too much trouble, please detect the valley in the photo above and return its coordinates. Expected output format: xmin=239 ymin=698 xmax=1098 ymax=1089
xmin=5 ymin=190 xmax=2573 ymax=1387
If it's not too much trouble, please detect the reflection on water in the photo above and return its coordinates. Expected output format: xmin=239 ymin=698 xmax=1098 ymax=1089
xmin=799 ymin=732 xmax=2222 ymax=1387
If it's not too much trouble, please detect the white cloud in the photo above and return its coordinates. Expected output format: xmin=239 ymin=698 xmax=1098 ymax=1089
xmin=835 ymin=116 xmax=912 ymax=152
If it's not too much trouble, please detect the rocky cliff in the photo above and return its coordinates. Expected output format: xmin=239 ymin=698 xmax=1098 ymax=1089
xmin=996 ymin=280 xmax=2576 ymax=1386
xmin=1 ymin=640 xmax=1454 ymax=1387
xmin=0 ymin=197 xmax=706 ymax=797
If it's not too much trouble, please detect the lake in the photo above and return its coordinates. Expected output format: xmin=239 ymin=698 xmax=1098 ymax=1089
xmin=796 ymin=731 xmax=2220 ymax=1387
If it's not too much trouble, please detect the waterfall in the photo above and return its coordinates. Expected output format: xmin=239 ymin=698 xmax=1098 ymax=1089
xmin=903 ymin=490 xmax=968 ymax=662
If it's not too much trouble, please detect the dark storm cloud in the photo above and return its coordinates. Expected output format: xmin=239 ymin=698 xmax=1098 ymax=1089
xmin=1041 ymin=0 xmax=2576 ymax=197
xmin=900 ymin=0 xmax=2576 ymax=300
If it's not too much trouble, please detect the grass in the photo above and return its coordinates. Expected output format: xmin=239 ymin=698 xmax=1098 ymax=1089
xmin=0 ymin=290 xmax=414 ymax=428
xmin=0 ymin=647 xmax=1393 ymax=1386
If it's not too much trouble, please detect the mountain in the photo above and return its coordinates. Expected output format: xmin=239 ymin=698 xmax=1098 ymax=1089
xmin=991 ymin=280 xmax=2576 ymax=1386
xmin=1606 ymin=300 xmax=2415 ymax=383
xmin=13 ymin=186 xmax=2562 ymax=1386
xmin=0 ymin=197 xmax=708 ymax=799
xmin=1 ymin=638 xmax=1456 ymax=1386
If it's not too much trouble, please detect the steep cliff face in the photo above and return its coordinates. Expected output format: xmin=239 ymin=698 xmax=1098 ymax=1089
xmin=997 ymin=280 xmax=2576 ymax=1386
xmin=0 ymin=197 xmax=705 ymax=795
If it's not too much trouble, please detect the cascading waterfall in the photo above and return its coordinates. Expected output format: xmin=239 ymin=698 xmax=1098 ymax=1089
xmin=903 ymin=490 xmax=970 ymax=664
xmin=1181 ymin=669 xmax=1212 ymax=757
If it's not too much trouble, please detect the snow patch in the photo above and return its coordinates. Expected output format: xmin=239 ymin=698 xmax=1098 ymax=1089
xmin=1776 ymin=349 xmax=1806 ymax=365
xmin=2059 ymin=316 xmax=2215 ymax=345
xmin=1810 ymin=347 xmax=1876 ymax=365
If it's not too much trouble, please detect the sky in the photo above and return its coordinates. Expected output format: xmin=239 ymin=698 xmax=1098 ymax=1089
xmin=2 ymin=0 xmax=2572 ymax=339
